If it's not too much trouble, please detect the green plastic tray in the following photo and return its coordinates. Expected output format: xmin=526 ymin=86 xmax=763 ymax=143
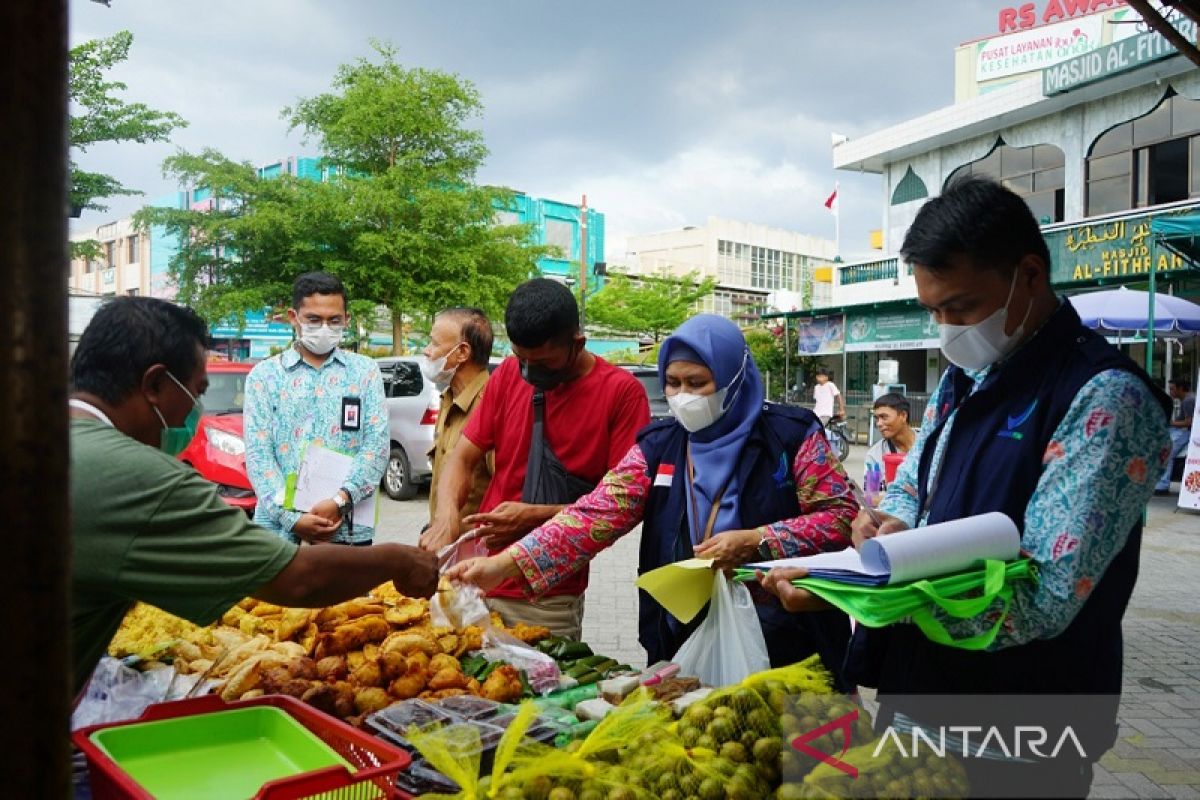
xmin=88 ymin=706 xmax=354 ymax=799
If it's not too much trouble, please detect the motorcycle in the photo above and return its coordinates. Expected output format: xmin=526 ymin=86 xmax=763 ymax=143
xmin=823 ymin=415 xmax=851 ymax=462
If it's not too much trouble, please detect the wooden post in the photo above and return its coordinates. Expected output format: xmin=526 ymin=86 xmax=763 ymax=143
xmin=0 ymin=1 xmax=72 ymax=796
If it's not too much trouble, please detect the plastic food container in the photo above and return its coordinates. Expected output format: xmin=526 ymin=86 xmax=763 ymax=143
xmin=433 ymin=695 xmax=502 ymax=721
xmin=73 ymin=694 xmax=409 ymax=800
xmin=366 ymin=699 xmax=455 ymax=738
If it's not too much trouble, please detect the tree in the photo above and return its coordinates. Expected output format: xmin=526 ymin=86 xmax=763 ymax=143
xmin=70 ymin=31 xmax=186 ymax=258
xmin=584 ymin=271 xmax=717 ymax=343
xmin=285 ymin=42 xmax=545 ymax=352
xmin=745 ymin=324 xmax=822 ymax=403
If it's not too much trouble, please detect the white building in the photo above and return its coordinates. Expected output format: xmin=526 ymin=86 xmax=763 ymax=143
xmin=784 ymin=2 xmax=1200 ymax=404
xmin=69 ymin=217 xmax=156 ymax=298
xmin=624 ymin=216 xmax=837 ymax=322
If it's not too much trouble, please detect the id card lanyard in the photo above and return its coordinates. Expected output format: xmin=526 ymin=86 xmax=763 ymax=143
xmin=69 ymin=399 xmax=115 ymax=427
xmin=685 ymin=442 xmax=728 ymax=545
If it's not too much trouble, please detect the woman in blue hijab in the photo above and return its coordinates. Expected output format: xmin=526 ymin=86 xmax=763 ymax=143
xmin=448 ymin=314 xmax=858 ymax=674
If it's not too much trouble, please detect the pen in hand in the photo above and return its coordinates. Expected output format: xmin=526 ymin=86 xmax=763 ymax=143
xmin=846 ymin=478 xmax=885 ymax=527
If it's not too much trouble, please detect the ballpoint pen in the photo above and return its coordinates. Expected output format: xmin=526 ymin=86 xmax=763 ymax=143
xmin=846 ymin=477 xmax=885 ymax=527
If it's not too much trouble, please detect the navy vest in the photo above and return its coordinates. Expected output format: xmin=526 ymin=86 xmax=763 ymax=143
xmin=636 ymin=404 xmax=852 ymax=685
xmin=854 ymin=302 xmax=1170 ymax=716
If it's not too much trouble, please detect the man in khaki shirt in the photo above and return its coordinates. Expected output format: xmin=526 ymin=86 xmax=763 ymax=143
xmin=422 ymin=307 xmax=494 ymax=521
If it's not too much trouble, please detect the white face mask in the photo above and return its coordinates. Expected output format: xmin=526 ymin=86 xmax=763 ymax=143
xmin=668 ymin=389 xmax=728 ymax=433
xmin=420 ymin=344 xmax=462 ymax=389
xmin=299 ymin=323 xmax=343 ymax=356
xmin=938 ymin=270 xmax=1033 ymax=371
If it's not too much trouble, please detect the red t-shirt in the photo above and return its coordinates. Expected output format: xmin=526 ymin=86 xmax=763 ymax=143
xmin=463 ymin=355 xmax=650 ymax=598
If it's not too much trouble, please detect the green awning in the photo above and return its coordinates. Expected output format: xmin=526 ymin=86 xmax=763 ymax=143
xmin=1152 ymin=214 xmax=1200 ymax=265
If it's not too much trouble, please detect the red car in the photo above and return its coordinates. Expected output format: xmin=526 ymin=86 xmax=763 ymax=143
xmin=179 ymin=361 xmax=257 ymax=514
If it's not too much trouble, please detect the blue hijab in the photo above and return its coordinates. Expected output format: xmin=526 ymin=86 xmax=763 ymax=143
xmin=658 ymin=314 xmax=765 ymax=544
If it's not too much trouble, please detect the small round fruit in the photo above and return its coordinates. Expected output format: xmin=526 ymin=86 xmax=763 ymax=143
xmin=721 ymin=741 xmax=749 ymax=763
xmin=548 ymin=788 xmax=576 ymax=800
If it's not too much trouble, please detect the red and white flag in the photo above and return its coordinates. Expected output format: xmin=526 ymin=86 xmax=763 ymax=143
xmin=824 ymin=185 xmax=839 ymax=215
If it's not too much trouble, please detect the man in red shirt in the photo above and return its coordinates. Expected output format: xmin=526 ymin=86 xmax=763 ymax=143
xmin=421 ymin=278 xmax=649 ymax=638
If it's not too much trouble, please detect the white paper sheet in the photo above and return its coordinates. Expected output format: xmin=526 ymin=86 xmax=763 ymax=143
xmin=748 ymin=511 xmax=1019 ymax=585
xmin=292 ymin=444 xmax=377 ymax=525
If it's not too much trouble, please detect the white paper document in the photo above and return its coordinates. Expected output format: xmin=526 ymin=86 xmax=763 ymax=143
xmin=292 ymin=444 xmax=377 ymax=525
xmin=748 ymin=511 xmax=1020 ymax=585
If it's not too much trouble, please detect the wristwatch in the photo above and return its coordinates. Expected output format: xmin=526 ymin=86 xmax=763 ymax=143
xmin=757 ymin=535 xmax=775 ymax=562
xmin=332 ymin=491 xmax=350 ymax=516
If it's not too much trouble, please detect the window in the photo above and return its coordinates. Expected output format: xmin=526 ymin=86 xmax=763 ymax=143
xmin=1087 ymin=94 xmax=1200 ymax=216
xmin=947 ymin=141 xmax=1065 ymax=223
xmin=543 ymin=218 xmax=573 ymax=259
xmin=126 ymin=288 xmax=139 ymax=297
xmin=383 ymin=362 xmax=423 ymax=398
xmin=127 ymin=235 xmax=139 ymax=263
xmin=891 ymin=166 xmax=929 ymax=205
xmin=493 ymin=210 xmax=520 ymax=227
xmin=104 ymin=240 xmax=115 ymax=268
xmin=717 ymin=239 xmax=807 ymax=290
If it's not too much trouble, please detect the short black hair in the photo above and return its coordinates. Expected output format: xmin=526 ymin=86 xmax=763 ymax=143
xmin=71 ymin=296 xmax=209 ymax=405
xmin=437 ymin=307 xmax=494 ymax=368
xmin=1170 ymin=378 xmax=1192 ymax=392
xmin=293 ymin=271 xmax=347 ymax=310
xmin=505 ymin=278 xmax=579 ymax=348
xmin=873 ymin=392 xmax=911 ymax=418
xmin=815 ymin=367 xmax=832 ymax=378
xmin=900 ymin=175 xmax=1052 ymax=276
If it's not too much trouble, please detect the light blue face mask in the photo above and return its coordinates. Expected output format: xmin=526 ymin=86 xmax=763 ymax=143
xmin=152 ymin=371 xmax=203 ymax=456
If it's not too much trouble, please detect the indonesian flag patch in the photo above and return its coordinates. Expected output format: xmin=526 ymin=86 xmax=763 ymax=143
xmin=654 ymin=464 xmax=675 ymax=487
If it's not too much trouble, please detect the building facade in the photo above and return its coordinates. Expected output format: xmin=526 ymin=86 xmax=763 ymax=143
xmin=783 ymin=4 xmax=1200 ymax=412
xmin=625 ymin=216 xmax=837 ymax=323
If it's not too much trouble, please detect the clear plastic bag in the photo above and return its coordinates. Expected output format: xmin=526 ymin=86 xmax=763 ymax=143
xmin=431 ymin=579 xmax=491 ymax=630
xmin=673 ymin=572 xmax=770 ymax=687
xmin=71 ymin=657 xmax=208 ymax=730
xmin=481 ymin=627 xmax=561 ymax=695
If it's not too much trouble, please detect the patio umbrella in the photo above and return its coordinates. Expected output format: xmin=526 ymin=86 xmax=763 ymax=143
xmin=1067 ymin=286 xmax=1200 ymax=337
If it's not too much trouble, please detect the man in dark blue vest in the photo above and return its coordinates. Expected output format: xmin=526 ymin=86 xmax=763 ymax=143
xmin=763 ymin=176 xmax=1171 ymax=798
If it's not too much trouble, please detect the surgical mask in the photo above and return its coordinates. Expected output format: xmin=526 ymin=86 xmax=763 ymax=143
xmin=938 ymin=270 xmax=1033 ymax=371
xmin=152 ymin=371 xmax=203 ymax=456
xmin=298 ymin=323 xmax=343 ymax=356
xmin=520 ymin=345 xmax=578 ymax=392
xmin=420 ymin=344 xmax=462 ymax=389
xmin=668 ymin=390 xmax=728 ymax=433
xmin=666 ymin=349 xmax=749 ymax=433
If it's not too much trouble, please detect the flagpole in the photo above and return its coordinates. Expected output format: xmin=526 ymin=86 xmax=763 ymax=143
xmin=835 ymin=181 xmax=841 ymax=258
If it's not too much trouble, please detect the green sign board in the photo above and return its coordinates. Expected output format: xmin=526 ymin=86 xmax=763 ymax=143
xmin=846 ymin=308 xmax=939 ymax=352
xmin=1045 ymin=205 xmax=1197 ymax=286
xmin=1043 ymin=18 xmax=1197 ymax=96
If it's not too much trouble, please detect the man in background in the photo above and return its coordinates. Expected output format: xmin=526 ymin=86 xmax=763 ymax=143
xmin=244 ymin=272 xmax=388 ymax=545
xmin=812 ymin=367 xmax=845 ymax=425
xmin=422 ymin=306 xmax=494 ymax=522
xmin=421 ymin=278 xmax=649 ymax=638
xmin=863 ymin=392 xmax=916 ymax=485
xmin=1156 ymin=377 xmax=1195 ymax=496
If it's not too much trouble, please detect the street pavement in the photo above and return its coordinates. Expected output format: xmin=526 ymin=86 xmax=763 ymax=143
xmin=375 ymin=445 xmax=1200 ymax=799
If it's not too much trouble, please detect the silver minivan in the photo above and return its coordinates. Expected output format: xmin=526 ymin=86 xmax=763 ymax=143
xmin=375 ymin=356 xmax=438 ymax=500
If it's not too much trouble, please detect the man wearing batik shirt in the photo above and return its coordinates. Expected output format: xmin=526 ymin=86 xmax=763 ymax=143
xmin=761 ymin=177 xmax=1171 ymax=798
xmin=244 ymin=273 xmax=388 ymax=546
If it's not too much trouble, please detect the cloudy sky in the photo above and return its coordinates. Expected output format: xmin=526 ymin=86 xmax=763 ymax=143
xmin=70 ymin=0 xmax=997 ymax=262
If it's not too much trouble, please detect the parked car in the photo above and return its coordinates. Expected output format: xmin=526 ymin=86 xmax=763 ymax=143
xmin=376 ymin=356 xmax=438 ymax=500
xmin=178 ymin=361 xmax=257 ymax=514
xmin=619 ymin=365 xmax=671 ymax=421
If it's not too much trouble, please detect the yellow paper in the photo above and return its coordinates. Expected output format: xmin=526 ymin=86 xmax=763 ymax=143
xmin=635 ymin=558 xmax=716 ymax=623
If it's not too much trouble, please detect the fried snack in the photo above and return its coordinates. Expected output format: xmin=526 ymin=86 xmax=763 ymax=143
xmin=299 ymin=623 xmax=318 ymax=655
xmin=353 ymin=687 xmax=392 ymax=715
xmin=183 ymin=658 xmax=213 ymax=676
xmin=220 ymin=654 xmax=268 ymax=701
xmin=369 ymin=581 xmax=405 ymax=604
xmin=351 ymin=660 xmax=384 ymax=688
xmin=380 ymin=649 xmax=408 ymax=680
xmin=316 ymin=600 xmax=386 ymax=630
xmin=215 ymin=634 xmax=271 ymax=677
xmin=480 ymin=665 xmax=524 ymax=703
xmin=380 ymin=631 xmax=439 ymax=659
xmin=250 ymin=602 xmax=285 ymax=618
xmin=333 ymin=693 xmax=356 ymax=719
xmin=238 ymin=689 xmax=265 ymax=700
xmin=221 ymin=605 xmax=248 ymax=628
xmin=174 ymin=640 xmax=203 ymax=663
xmin=314 ymin=615 xmax=390 ymax=658
xmin=363 ymin=642 xmax=380 ymax=661
xmin=437 ymin=634 xmax=459 ymax=654
xmin=289 ymin=657 xmax=318 ymax=681
xmin=454 ymin=626 xmax=484 ymax=657
xmin=271 ymin=641 xmax=306 ymax=660
xmin=422 ymin=688 xmax=470 ymax=701
xmin=506 ymin=623 xmax=552 ymax=646
xmin=384 ymin=598 xmax=429 ymax=627
xmin=258 ymin=666 xmax=293 ymax=694
xmin=212 ymin=628 xmax=251 ymax=652
xmin=238 ymin=614 xmax=263 ymax=637
xmin=107 ymin=603 xmax=206 ymax=659
xmin=316 ymin=655 xmax=349 ymax=681
xmin=277 ymin=608 xmax=314 ymax=642
xmin=237 ymin=597 xmax=257 ymax=611
xmin=466 ymin=677 xmax=481 ymax=695
xmin=489 ymin=611 xmax=505 ymax=629
xmin=346 ymin=651 xmax=366 ymax=671
xmin=388 ymin=672 xmax=427 ymax=701
xmin=300 ymin=683 xmax=338 ymax=716
xmin=429 ymin=654 xmax=459 ymax=674
xmin=404 ymin=651 xmax=431 ymax=677
xmin=428 ymin=667 xmax=469 ymax=692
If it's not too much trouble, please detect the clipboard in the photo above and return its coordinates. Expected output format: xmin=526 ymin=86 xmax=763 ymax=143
xmin=284 ymin=443 xmax=378 ymax=528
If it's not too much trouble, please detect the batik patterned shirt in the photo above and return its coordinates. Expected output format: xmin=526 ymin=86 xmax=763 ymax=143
xmin=508 ymin=431 xmax=858 ymax=597
xmin=244 ymin=346 xmax=388 ymax=545
xmin=879 ymin=366 xmax=1170 ymax=649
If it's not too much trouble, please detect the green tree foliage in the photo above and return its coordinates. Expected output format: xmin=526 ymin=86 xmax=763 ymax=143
xmin=584 ymin=271 xmax=717 ymax=342
xmin=285 ymin=42 xmax=544 ymax=351
xmin=70 ymin=31 xmax=186 ymax=257
xmin=745 ymin=324 xmax=822 ymax=402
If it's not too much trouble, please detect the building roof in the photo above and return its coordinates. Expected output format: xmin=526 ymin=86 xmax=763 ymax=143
xmin=832 ymin=53 xmax=1196 ymax=173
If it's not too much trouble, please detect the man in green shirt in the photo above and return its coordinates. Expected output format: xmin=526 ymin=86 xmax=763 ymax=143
xmin=69 ymin=297 xmax=437 ymax=694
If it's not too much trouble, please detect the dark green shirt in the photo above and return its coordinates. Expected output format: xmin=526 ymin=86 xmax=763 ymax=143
xmin=71 ymin=419 xmax=298 ymax=693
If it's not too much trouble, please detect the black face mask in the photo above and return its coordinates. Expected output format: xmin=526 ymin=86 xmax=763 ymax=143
xmin=520 ymin=344 xmax=578 ymax=391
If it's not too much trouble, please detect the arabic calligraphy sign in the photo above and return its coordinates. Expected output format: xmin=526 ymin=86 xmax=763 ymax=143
xmin=1046 ymin=207 xmax=1197 ymax=285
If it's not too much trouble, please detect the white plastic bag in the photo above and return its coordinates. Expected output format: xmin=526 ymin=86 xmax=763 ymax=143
xmin=71 ymin=657 xmax=208 ymax=730
xmin=672 ymin=572 xmax=770 ymax=687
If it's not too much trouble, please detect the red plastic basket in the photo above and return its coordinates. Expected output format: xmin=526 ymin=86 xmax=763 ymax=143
xmin=72 ymin=694 xmax=411 ymax=800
